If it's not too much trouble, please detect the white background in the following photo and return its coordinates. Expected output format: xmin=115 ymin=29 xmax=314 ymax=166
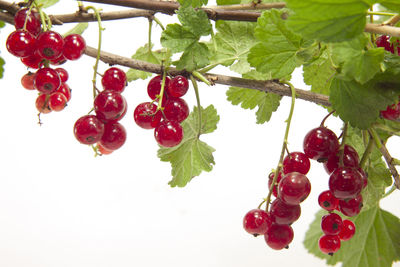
xmin=0 ymin=2 xmax=399 ymax=267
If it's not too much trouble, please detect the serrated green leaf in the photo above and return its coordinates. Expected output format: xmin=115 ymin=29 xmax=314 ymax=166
xmin=286 ymin=0 xmax=371 ymax=42
xmin=209 ymin=21 xmax=256 ymax=74
xmin=248 ymin=9 xmax=308 ymax=79
xmin=174 ymin=42 xmax=210 ymax=71
xmin=303 ymin=50 xmax=335 ymax=96
xmin=383 ymin=52 xmax=400 ymax=75
xmin=177 ymin=0 xmax=208 ymax=8
xmin=329 ymin=75 xmax=400 ymax=129
xmin=26 ymin=0 xmax=59 ymax=8
xmin=158 ymin=105 xmax=219 ymax=187
xmin=0 ymin=56 xmax=5 ymax=79
xmin=161 ymin=24 xmax=198 ymax=53
xmin=63 ymin=23 xmax=88 ymax=37
xmin=332 ymin=34 xmax=384 ymax=84
xmin=304 ymin=207 xmax=400 ymax=267
xmin=177 ymin=7 xmax=212 ymax=37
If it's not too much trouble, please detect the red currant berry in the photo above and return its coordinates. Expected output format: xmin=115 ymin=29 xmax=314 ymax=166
xmin=147 ymin=75 xmax=170 ymax=101
xmin=321 ymin=213 xmax=343 ymax=235
xmin=14 ymin=8 xmax=42 ymax=36
xmin=97 ymin=142 xmax=113 ymax=155
xmin=99 ymin=122 xmax=127 ymax=151
xmin=73 ymin=115 xmax=105 ymax=145
xmin=36 ymin=31 xmax=64 ymax=60
xmin=55 ymin=68 xmax=69 ymax=82
xmin=243 ymin=209 xmax=273 ymax=236
xmin=20 ymin=50 xmax=43 ymax=69
xmin=376 ymin=35 xmax=395 ymax=53
xmin=268 ymin=172 xmax=283 ymax=198
xmin=63 ymin=34 xmax=86 ymax=60
xmin=55 ymin=83 xmax=71 ymax=102
xmin=329 ymin=167 xmax=363 ymax=200
xmin=168 ymin=75 xmax=189 ymax=98
xmin=134 ymin=102 xmax=162 ymax=129
xmin=264 ymin=224 xmax=294 ymax=250
xmin=357 ymin=167 xmax=368 ymax=189
xmin=50 ymin=53 xmax=67 ymax=66
xmin=154 ymin=120 xmax=183 ymax=147
xmin=163 ymin=97 xmax=190 ymax=123
xmin=338 ymin=194 xmax=363 ymax=217
xmin=6 ymin=30 xmax=36 ymax=58
xmin=48 ymin=92 xmax=67 ymax=112
xmin=380 ymin=102 xmax=400 ymax=121
xmin=319 ymin=234 xmax=341 ymax=255
xmin=282 ymin=152 xmax=310 ymax=175
xmin=277 ymin=172 xmax=311 ymax=205
xmin=338 ymin=220 xmax=356 ymax=241
xmin=269 ymin=198 xmax=301 ymax=225
xmin=34 ymin=67 xmax=61 ymax=94
xmin=101 ymin=67 xmax=127 ymax=93
xmin=21 ymin=72 xmax=36 ymax=90
xmin=303 ymin=126 xmax=339 ymax=162
xmin=324 ymin=145 xmax=360 ymax=174
xmin=318 ymin=190 xmax=339 ymax=212
xmin=35 ymin=94 xmax=51 ymax=114
xmin=94 ymin=90 xmax=127 ymax=122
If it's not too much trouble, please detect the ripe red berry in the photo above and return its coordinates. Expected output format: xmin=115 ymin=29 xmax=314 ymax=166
xmin=6 ymin=30 xmax=36 ymax=58
xmin=73 ymin=115 xmax=105 ymax=145
xmin=99 ymin=122 xmax=127 ymax=151
xmin=50 ymin=53 xmax=67 ymax=66
xmin=55 ymin=83 xmax=71 ymax=101
xmin=319 ymin=234 xmax=341 ymax=255
xmin=282 ymin=152 xmax=310 ymax=174
xmin=338 ymin=194 xmax=363 ymax=217
xmin=329 ymin=167 xmax=363 ymax=200
xmin=338 ymin=220 xmax=356 ymax=241
xmin=94 ymin=90 xmax=127 ymax=122
xmin=147 ymin=75 xmax=170 ymax=101
xmin=101 ymin=67 xmax=127 ymax=93
xmin=269 ymin=198 xmax=301 ymax=225
xmin=21 ymin=72 xmax=36 ymax=90
xmin=134 ymin=102 xmax=163 ymax=129
xmin=154 ymin=120 xmax=183 ymax=147
xmin=277 ymin=172 xmax=311 ymax=205
xmin=34 ymin=67 xmax=61 ymax=94
xmin=63 ymin=34 xmax=86 ymax=60
xmin=20 ymin=50 xmax=43 ymax=69
xmin=268 ymin=172 xmax=283 ymax=198
xmin=264 ymin=224 xmax=294 ymax=250
xmin=97 ymin=142 xmax=113 ymax=155
xmin=55 ymin=68 xmax=69 ymax=82
xmin=380 ymin=102 xmax=400 ymax=121
xmin=323 ymin=145 xmax=359 ymax=174
xmin=303 ymin=126 xmax=339 ymax=162
xmin=376 ymin=35 xmax=395 ymax=53
xmin=243 ymin=209 xmax=273 ymax=236
xmin=14 ymin=8 xmax=42 ymax=36
xmin=318 ymin=190 xmax=339 ymax=212
xmin=48 ymin=92 xmax=67 ymax=112
xmin=35 ymin=94 xmax=51 ymax=114
xmin=36 ymin=31 xmax=64 ymax=60
xmin=163 ymin=97 xmax=190 ymax=123
xmin=168 ymin=75 xmax=189 ymax=98
xmin=321 ymin=213 xmax=343 ymax=235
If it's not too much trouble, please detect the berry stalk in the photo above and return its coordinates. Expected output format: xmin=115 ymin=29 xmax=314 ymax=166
xmin=190 ymin=75 xmax=202 ymax=138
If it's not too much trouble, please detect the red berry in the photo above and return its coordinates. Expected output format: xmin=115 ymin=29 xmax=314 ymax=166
xmin=163 ymin=97 xmax=190 ymax=123
xmin=63 ymin=34 xmax=86 ymax=60
xmin=376 ymin=35 xmax=395 ymax=53
xmin=14 ymin=8 xmax=42 ymax=36
xmin=34 ymin=67 xmax=61 ymax=94
xmin=338 ymin=194 xmax=363 ymax=217
xmin=303 ymin=126 xmax=339 ymax=162
xmin=329 ymin=167 xmax=363 ymax=200
xmin=36 ymin=31 xmax=64 ymax=60
xmin=20 ymin=50 xmax=43 ymax=69
xmin=101 ymin=67 xmax=127 ymax=93
xmin=282 ymin=152 xmax=310 ymax=175
xmin=321 ymin=213 xmax=343 ymax=235
xmin=99 ymin=122 xmax=127 ymax=151
xmin=380 ymin=102 xmax=400 ymax=121
xmin=147 ymin=75 xmax=170 ymax=101
xmin=94 ymin=90 xmax=127 ymax=122
xmin=264 ymin=224 xmax=294 ymax=250
xmin=35 ymin=94 xmax=51 ymax=114
xmin=269 ymin=198 xmax=301 ymax=225
xmin=277 ymin=172 xmax=311 ymax=205
xmin=48 ymin=92 xmax=67 ymax=112
xmin=97 ymin=142 xmax=113 ymax=155
xmin=318 ymin=190 xmax=339 ymax=212
xmin=323 ymin=145 xmax=360 ymax=174
xmin=319 ymin=234 xmax=341 ymax=255
xmin=243 ymin=209 xmax=273 ymax=236
xmin=50 ymin=53 xmax=67 ymax=66
xmin=268 ymin=172 xmax=283 ymax=198
xmin=73 ymin=115 xmax=105 ymax=145
xmin=21 ymin=72 xmax=36 ymax=90
xmin=168 ymin=75 xmax=189 ymax=98
xmin=154 ymin=120 xmax=183 ymax=147
xmin=55 ymin=83 xmax=71 ymax=102
xmin=134 ymin=102 xmax=162 ymax=129
xmin=6 ymin=30 xmax=36 ymax=58
xmin=55 ymin=68 xmax=69 ymax=82
xmin=338 ymin=220 xmax=356 ymax=241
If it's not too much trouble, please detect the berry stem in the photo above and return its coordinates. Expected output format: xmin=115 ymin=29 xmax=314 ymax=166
xmin=265 ymin=81 xmax=296 ymax=212
xmin=152 ymin=16 xmax=165 ymax=30
xmin=192 ymin=71 xmax=211 ymax=86
xmin=22 ymin=3 xmax=35 ymax=31
xmin=190 ymin=75 xmax=202 ymax=137
xmin=147 ymin=18 xmax=153 ymax=52
xmin=36 ymin=3 xmax=48 ymax=32
xmin=320 ymin=110 xmax=335 ymax=127
xmin=338 ymin=122 xmax=348 ymax=167
xmin=157 ymin=70 xmax=167 ymax=109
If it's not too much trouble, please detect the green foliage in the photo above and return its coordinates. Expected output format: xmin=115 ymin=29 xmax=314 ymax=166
xmin=286 ymin=0 xmax=371 ymax=42
xmin=0 ymin=57 xmax=4 ymax=79
xmin=177 ymin=0 xmax=208 ymax=8
xmin=304 ymin=207 xmax=400 ymax=267
xmin=217 ymin=0 xmax=240 ymax=5
xmin=62 ymin=23 xmax=89 ymax=37
xmin=158 ymin=105 xmax=219 ymax=187
xmin=25 ymin=0 xmax=59 ymax=8
xmin=380 ymin=0 xmax=400 ymax=12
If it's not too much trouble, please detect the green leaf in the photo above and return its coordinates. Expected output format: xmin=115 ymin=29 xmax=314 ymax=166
xmin=286 ymin=0 xmax=371 ymax=42
xmin=160 ymin=24 xmax=198 ymax=53
xmin=217 ymin=0 xmax=240 ymax=5
xmin=0 ymin=21 xmax=5 ymax=28
xmin=248 ymin=9 xmax=308 ymax=79
xmin=380 ymin=0 xmax=400 ymax=12
xmin=329 ymin=75 xmax=400 ymax=129
xmin=209 ymin=21 xmax=257 ymax=74
xmin=174 ymin=42 xmax=210 ymax=71
xmin=26 ymin=0 xmax=59 ymax=8
xmin=383 ymin=52 xmax=400 ymax=75
xmin=177 ymin=7 xmax=212 ymax=37
xmin=332 ymin=34 xmax=384 ymax=84
xmin=63 ymin=23 xmax=89 ymax=37
xmin=158 ymin=105 xmax=219 ymax=187
xmin=0 ymin=56 xmax=5 ymax=79
xmin=177 ymin=0 xmax=208 ymax=8
xmin=304 ymin=207 xmax=400 ymax=267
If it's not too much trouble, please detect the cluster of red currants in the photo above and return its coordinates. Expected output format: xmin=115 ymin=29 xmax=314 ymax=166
xmin=133 ymin=75 xmax=190 ymax=147
xmin=73 ymin=67 xmax=128 ymax=155
xmin=303 ymin=126 xmax=367 ymax=255
xmin=6 ymin=7 xmax=85 ymax=115
xmin=243 ymin=151 xmax=312 ymax=250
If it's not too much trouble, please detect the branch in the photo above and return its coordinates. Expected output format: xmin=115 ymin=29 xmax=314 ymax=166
xmin=83 ymin=46 xmax=331 ymax=106
xmin=378 ymin=141 xmax=400 ymax=189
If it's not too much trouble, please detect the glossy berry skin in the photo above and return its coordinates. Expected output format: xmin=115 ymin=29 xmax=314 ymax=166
xmin=319 ymin=234 xmax=341 ymax=255
xmin=318 ymin=190 xmax=339 ymax=212
xmin=154 ymin=120 xmax=183 ymax=147
xmin=21 ymin=51 xmax=43 ymax=69
xmin=35 ymin=94 xmax=51 ymax=114
xmin=277 ymin=172 xmax=311 ymax=205
xmin=380 ymin=103 xmax=400 ymax=121
xmin=99 ymin=122 xmax=127 ymax=151
xmin=101 ymin=67 xmax=127 ymax=93
xmin=282 ymin=152 xmax=310 ymax=175
xmin=34 ymin=67 xmax=61 ymax=94
xmin=55 ymin=83 xmax=71 ymax=101
xmin=270 ymin=198 xmax=301 ymax=225
xmin=55 ymin=68 xmax=69 ymax=82
xmin=264 ymin=224 xmax=294 ymax=250
xmin=97 ymin=142 xmax=113 ymax=155
xmin=163 ymin=97 xmax=190 ymax=123
xmin=63 ymin=34 xmax=86 ymax=60
xmin=168 ymin=75 xmax=189 ymax=98
xmin=73 ymin=115 xmax=105 ymax=145
xmin=338 ymin=220 xmax=356 ymax=241
xmin=94 ymin=90 xmax=127 ymax=122
xmin=50 ymin=53 xmax=67 ymax=66
xmin=324 ymin=145 xmax=360 ymax=174
xmin=147 ymin=75 xmax=170 ymax=101
xmin=338 ymin=194 xmax=363 ymax=217
xmin=36 ymin=31 xmax=64 ymax=60
xmin=48 ymin=92 xmax=67 ymax=112
xmin=243 ymin=209 xmax=273 ymax=236
xmin=268 ymin=172 xmax=283 ymax=198
xmin=321 ymin=213 xmax=343 ymax=235
xmin=21 ymin=72 xmax=36 ymax=90
xmin=6 ymin=30 xmax=36 ymax=58
xmin=357 ymin=167 xmax=368 ymax=189
xmin=329 ymin=167 xmax=363 ymax=200
xmin=14 ymin=8 xmax=42 ymax=36
xmin=134 ymin=102 xmax=162 ymax=129
xmin=303 ymin=127 xmax=339 ymax=162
